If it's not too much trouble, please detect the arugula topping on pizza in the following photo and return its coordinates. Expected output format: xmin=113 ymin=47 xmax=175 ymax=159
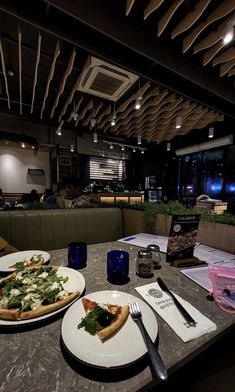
xmin=0 ymin=266 xmax=79 ymax=320
xmin=10 ymin=254 xmax=45 ymax=271
xmin=77 ymin=297 xmax=129 ymax=340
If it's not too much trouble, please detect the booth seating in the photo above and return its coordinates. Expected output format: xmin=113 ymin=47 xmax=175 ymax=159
xmin=0 ymin=208 xmax=124 ymax=251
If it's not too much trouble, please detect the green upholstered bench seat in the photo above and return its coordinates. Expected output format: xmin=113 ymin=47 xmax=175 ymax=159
xmin=0 ymin=208 xmax=124 ymax=251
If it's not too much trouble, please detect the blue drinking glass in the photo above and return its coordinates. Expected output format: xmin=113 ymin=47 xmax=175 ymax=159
xmin=107 ymin=250 xmax=129 ymax=285
xmin=68 ymin=242 xmax=87 ymax=270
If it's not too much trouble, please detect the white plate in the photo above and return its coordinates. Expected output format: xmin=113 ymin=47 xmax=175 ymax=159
xmin=61 ymin=290 xmax=158 ymax=368
xmin=0 ymin=267 xmax=85 ymax=326
xmin=0 ymin=250 xmax=51 ymax=273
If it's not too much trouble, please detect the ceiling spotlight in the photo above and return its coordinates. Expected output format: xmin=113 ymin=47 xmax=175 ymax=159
xmin=135 ymin=78 xmax=142 ymax=110
xmin=137 ymin=135 xmax=142 ymax=145
xmin=56 ymin=120 xmax=64 ymax=135
xmin=121 ymin=146 xmax=125 ymax=151
xmin=70 ymin=111 xmax=78 ymax=122
xmin=8 ymin=70 xmax=14 ymax=77
xmin=135 ymin=97 xmax=142 ymax=110
xmin=208 ymin=127 xmax=214 ymax=139
xmin=222 ymin=18 xmax=235 ymax=45
xmin=111 ymin=103 xmax=116 ymax=126
xmin=111 ymin=116 xmax=116 ymax=127
xmin=70 ymin=144 xmax=74 ymax=152
xmin=167 ymin=142 xmax=171 ymax=151
xmin=32 ymin=145 xmax=35 ymax=150
xmin=122 ymin=155 xmax=125 ymax=160
xmin=141 ymin=149 xmax=144 ymax=154
xmin=132 ymin=148 xmax=136 ymax=153
xmin=101 ymin=151 xmax=105 ymax=157
xmin=90 ymin=118 xmax=96 ymax=128
xmin=176 ymin=116 xmax=182 ymax=129
xmin=110 ymin=144 xmax=114 ymax=149
xmin=93 ymin=132 xmax=98 ymax=143
xmin=21 ymin=142 xmax=26 ymax=149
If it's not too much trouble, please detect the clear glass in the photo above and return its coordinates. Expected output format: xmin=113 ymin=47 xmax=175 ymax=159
xmin=136 ymin=250 xmax=153 ymax=278
xmin=147 ymin=244 xmax=161 ymax=269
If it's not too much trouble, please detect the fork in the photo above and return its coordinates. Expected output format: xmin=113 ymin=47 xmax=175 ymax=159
xmin=128 ymin=298 xmax=168 ymax=381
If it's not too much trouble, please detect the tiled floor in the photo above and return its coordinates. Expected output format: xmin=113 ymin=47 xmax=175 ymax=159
xmin=152 ymin=329 xmax=235 ymax=392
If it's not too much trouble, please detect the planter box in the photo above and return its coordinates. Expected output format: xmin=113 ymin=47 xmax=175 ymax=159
xmin=122 ymin=208 xmax=235 ymax=254
xmin=197 ymin=221 xmax=235 ymax=254
xmin=122 ymin=209 xmax=171 ymax=237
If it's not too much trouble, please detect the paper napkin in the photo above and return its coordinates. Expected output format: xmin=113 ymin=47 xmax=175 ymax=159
xmin=135 ymin=282 xmax=217 ymax=342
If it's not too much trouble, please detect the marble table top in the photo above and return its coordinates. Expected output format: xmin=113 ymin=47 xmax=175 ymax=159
xmin=0 ymin=241 xmax=234 ymax=392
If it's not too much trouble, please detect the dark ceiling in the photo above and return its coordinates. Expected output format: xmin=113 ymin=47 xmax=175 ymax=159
xmin=0 ymin=0 xmax=234 ymax=150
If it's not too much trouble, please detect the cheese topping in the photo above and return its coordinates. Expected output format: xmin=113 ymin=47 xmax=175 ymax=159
xmin=37 ymin=272 xmax=48 ymax=279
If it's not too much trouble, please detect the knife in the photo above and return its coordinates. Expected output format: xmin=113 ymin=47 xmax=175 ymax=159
xmin=157 ymin=277 xmax=197 ymax=327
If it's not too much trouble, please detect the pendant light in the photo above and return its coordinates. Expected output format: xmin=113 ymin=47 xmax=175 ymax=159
xmin=176 ymin=116 xmax=182 ymax=129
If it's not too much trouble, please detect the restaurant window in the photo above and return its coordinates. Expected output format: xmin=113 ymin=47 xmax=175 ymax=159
xmin=89 ymin=156 xmax=124 ymax=181
xmin=180 ymin=152 xmax=202 ymax=196
xmin=201 ymin=149 xmax=224 ymax=199
xmin=225 ymin=145 xmax=235 ymax=199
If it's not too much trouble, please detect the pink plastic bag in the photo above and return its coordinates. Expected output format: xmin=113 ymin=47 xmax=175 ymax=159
xmin=208 ymin=264 xmax=235 ymax=314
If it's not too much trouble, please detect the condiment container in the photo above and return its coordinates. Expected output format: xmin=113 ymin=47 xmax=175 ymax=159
xmin=136 ymin=249 xmax=153 ymax=278
xmin=147 ymin=244 xmax=161 ymax=269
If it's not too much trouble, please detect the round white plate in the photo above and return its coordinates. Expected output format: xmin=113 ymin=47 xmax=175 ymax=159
xmin=0 ymin=267 xmax=85 ymax=326
xmin=0 ymin=250 xmax=51 ymax=273
xmin=61 ymin=290 xmax=158 ymax=368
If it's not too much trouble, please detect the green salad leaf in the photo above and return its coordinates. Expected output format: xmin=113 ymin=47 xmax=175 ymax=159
xmin=77 ymin=306 xmax=105 ymax=335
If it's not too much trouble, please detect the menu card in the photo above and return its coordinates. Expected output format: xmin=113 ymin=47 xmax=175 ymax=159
xmin=166 ymin=214 xmax=201 ymax=263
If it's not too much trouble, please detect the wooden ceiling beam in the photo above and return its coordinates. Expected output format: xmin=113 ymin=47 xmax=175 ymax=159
xmin=144 ymin=0 xmax=164 ymax=20
xmin=40 ymin=39 xmax=60 ymax=119
xmin=18 ymin=26 xmax=22 ymax=115
xmin=0 ymin=37 xmax=11 ymax=109
xmin=126 ymin=0 xmax=135 ymax=16
xmin=50 ymin=47 xmax=76 ymax=118
xmin=31 ymin=32 xmax=41 ymax=114
xmin=183 ymin=1 xmax=235 ymax=53
xmin=0 ymin=0 xmax=234 ymax=120
xmin=67 ymin=96 xmax=83 ymax=122
xmin=213 ymin=47 xmax=235 ymax=66
xmin=171 ymin=0 xmax=211 ymax=39
xmin=158 ymin=0 xmax=184 ymax=37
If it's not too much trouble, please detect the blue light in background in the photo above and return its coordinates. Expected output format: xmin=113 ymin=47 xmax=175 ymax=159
xmin=211 ymin=183 xmax=222 ymax=192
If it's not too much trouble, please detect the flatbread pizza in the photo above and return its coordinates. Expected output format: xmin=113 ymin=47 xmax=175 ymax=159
xmin=78 ymin=297 xmax=129 ymax=340
xmin=0 ymin=265 xmax=80 ymax=320
xmin=10 ymin=254 xmax=46 ymax=270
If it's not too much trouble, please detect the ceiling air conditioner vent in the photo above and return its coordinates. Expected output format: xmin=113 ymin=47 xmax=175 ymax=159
xmin=77 ymin=56 xmax=138 ymax=101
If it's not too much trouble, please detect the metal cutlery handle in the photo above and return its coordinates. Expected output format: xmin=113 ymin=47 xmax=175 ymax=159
xmin=157 ymin=277 xmax=196 ymax=327
xmin=135 ymin=318 xmax=168 ymax=381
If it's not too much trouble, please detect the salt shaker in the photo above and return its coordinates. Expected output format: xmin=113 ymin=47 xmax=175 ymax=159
xmin=136 ymin=249 xmax=153 ymax=278
xmin=147 ymin=244 xmax=161 ymax=269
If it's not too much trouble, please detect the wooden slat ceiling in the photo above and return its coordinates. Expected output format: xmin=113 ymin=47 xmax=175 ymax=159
xmin=126 ymin=0 xmax=235 ymax=81
xmin=0 ymin=1 xmax=233 ymax=146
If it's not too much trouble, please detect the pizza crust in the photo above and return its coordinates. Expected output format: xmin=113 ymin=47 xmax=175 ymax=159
xmin=19 ymin=291 xmax=80 ymax=320
xmin=81 ymin=298 xmax=129 ymax=340
xmin=97 ymin=305 xmax=129 ymax=340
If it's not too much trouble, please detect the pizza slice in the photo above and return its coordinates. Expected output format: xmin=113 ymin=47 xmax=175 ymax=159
xmin=0 ymin=265 xmax=80 ymax=320
xmin=77 ymin=297 xmax=129 ymax=340
xmin=10 ymin=254 xmax=46 ymax=270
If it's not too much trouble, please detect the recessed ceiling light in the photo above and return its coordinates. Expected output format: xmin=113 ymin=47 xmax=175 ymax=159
xmin=8 ymin=70 xmax=14 ymax=77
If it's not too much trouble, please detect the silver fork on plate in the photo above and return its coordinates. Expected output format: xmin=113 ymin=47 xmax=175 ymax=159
xmin=128 ymin=298 xmax=168 ymax=381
